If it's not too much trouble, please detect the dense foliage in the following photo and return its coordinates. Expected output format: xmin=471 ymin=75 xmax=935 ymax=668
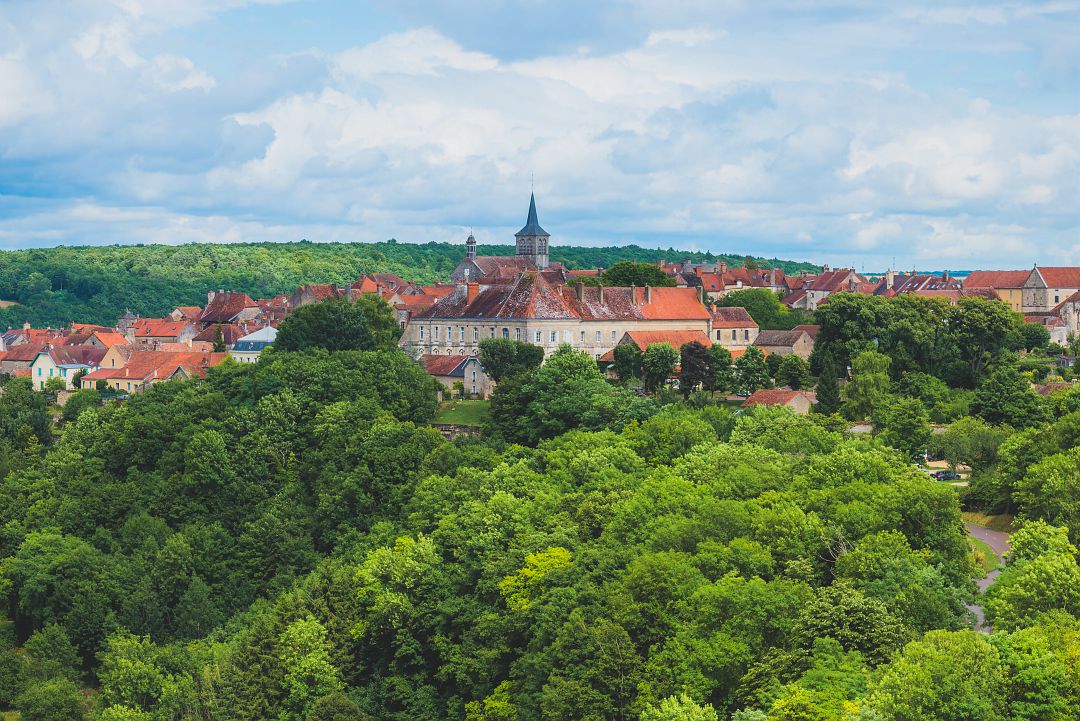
xmin=0 ymin=242 xmax=818 ymax=327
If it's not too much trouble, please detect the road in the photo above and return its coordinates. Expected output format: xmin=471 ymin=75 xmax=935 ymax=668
xmin=965 ymin=522 xmax=1011 ymax=630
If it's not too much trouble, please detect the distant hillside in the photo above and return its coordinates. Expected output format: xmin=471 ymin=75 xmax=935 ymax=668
xmin=0 ymin=240 xmax=819 ymax=327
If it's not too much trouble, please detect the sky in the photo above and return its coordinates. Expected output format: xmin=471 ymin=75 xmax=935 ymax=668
xmin=0 ymin=0 xmax=1077 ymax=269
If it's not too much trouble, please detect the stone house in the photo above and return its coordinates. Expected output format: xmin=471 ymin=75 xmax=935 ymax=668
xmin=753 ymin=328 xmax=815 ymax=359
xmin=422 ymin=354 xmax=491 ymax=399
xmin=742 ymin=389 xmax=817 ymax=414
xmin=1022 ymin=267 xmax=1080 ymax=313
xmin=708 ymin=307 xmax=759 ymax=349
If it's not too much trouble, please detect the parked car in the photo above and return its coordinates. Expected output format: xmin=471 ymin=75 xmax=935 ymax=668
xmin=932 ymin=470 xmax=962 ymax=481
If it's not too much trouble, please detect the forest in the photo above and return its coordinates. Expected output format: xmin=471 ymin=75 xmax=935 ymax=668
xmin=1 ymin=292 xmax=1080 ymax=721
xmin=0 ymin=241 xmax=818 ymax=328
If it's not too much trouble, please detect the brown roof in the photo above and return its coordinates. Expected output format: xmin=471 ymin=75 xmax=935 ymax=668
xmin=804 ymin=268 xmax=864 ymax=293
xmin=792 ymin=324 xmax=820 ymax=339
xmin=200 ymin=291 xmax=257 ymax=324
xmin=193 ymin=324 xmax=243 ymax=344
xmin=566 ymin=269 xmax=601 ymax=277
xmin=89 ymin=331 xmax=128 ymax=347
xmin=742 ymin=389 xmax=815 ymax=407
xmin=173 ymin=306 xmax=204 ymax=319
xmin=41 ymin=346 xmax=107 ymax=366
xmin=624 ymin=330 xmax=712 ymax=351
xmin=82 ymin=351 xmax=229 ymax=382
xmin=962 ymin=270 xmax=1029 ymax=289
xmin=1036 ymin=267 xmax=1080 ymax=288
xmin=421 ymin=354 xmax=470 ymax=376
xmin=754 ymin=329 xmax=810 ymax=348
xmin=132 ymin=319 xmax=192 ymax=338
xmin=710 ymin=306 xmax=758 ymax=328
xmin=0 ymin=342 xmax=47 ymax=363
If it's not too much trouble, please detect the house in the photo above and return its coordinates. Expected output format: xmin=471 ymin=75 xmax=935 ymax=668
xmin=674 ymin=261 xmax=788 ymax=298
xmin=1023 ymin=314 xmax=1069 ymax=346
xmin=116 ymin=311 xmax=139 ymax=334
xmin=742 ymin=388 xmax=817 ymax=414
xmin=128 ymin=318 xmax=198 ymax=347
xmin=2 ymin=323 xmax=63 ymax=348
xmin=753 ymin=328 xmax=815 ymax=359
xmin=289 ymin=284 xmax=344 ymax=308
xmin=1022 ymin=267 xmax=1080 ymax=313
xmin=230 ymin=326 xmax=278 ymax=364
xmin=84 ymin=331 xmax=129 ymax=349
xmin=599 ymin=329 xmax=714 ymax=363
xmin=783 ymin=267 xmax=867 ymax=311
xmin=29 ymin=346 xmax=107 ymax=390
xmin=80 ymin=351 xmax=229 ymax=393
xmin=873 ymin=271 xmax=963 ymax=297
xmin=199 ymin=291 xmax=259 ymax=327
xmin=192 ymin=323 xmax=244 ymax=349
xmin=0 ymin=343 xmax=47 ymax=375
xmin=408 ymin=273 xmax=710 ymax=361
xmin=350 ymin=273 xmax=408 ymax=296
xmin=708 ymin=307 xmax=759 ymax=349
xmin=422 ymin=354 xmax=491 ymax=399
xmin=255 ymin=294 xmax=291 ymax=325
xmin=962 ymin=270 xmax=1029 ymax=313
xmin=169 ymin=306 xmax=204 ymax=322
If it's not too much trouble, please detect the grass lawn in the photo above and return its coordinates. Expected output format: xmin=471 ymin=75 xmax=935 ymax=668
xmin=962 ymin=511 xmax=1015 ymax=533
xmin=970 ymin=535 xmax=1002 ymax=574
xmin=434 ymin=400 xmax=490 ymax=426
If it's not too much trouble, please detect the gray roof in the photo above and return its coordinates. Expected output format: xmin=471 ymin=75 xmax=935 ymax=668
xmin=515 ymin=193 xmax=548 ymax=237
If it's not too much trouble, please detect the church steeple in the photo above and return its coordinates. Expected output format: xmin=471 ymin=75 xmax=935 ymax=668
xmin=515 ymin=192 xmax=550 ymax=269
xmin=465 ymin=232 xmax=476 ymax=259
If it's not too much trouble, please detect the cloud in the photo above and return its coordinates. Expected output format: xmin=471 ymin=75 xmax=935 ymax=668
xmin=0 ymin=0 xmax=1076 ymax=269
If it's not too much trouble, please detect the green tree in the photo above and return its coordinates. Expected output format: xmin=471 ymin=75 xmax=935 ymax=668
xmin=949 ymin=297 xmax=1022 ymax=384
xmin=868 ymin=630 xmax=1006 ymax=721
xmin=598 ymin=261 xmax=676 ymax=287
xmin=813 ymin=358 xmax=841 ymax=416
xmin=307 ymin=692 xmax=369 ymax=721
xmin=842 ymin=349 xmax=891 ymax=420
xmin=61 ymin=389 xmax=99 ymax=423
xmin=934 ymin=416 xmax=1008 ymax=471
xmin=212 ymin=323 xmax=227 ymax=352
xmin=640 ymin=694 xmax=718 ymax=721
xmin=274 ymin=297 xmax=400 ymax=352
xmin=1014 ymin=449 xmax=1080 ymax=533
xmin=43 ymin=376 xmax=68 ymax=395
xmin=717 ymin=289 xmax=794 ymax=329
xmin=642 ymin=343 xmax=679 ymax=393
xmin=776 ymin=355 xmax=811 ymax=390
xmin=477 ymin=337 xmax=545 ymax=383
xmin=16 ymin=272 xmax=51 ymax=307
xmin=279 ymin=616 xmax=344 ymax=721
xmin=1017 ymin=322 xmax=1051 ymax=352
xmin=22 ymin=623 xmax=81 ymax=684
xmin=707 ymin=345 xmax=733 ymax=392
xmin=16 ymin=677 xmax=85 ymax=721
xmin=613 ymin=343 xmax=644 ymax=384
xmin=679 ymin=342 xmax=713 ymax=398
xmin=972 ymin=363 xmax=1047 ymax=429
xmin=733 ymin=346 xmax=771 ymax=396
xmin=874 ymin=397 xmax=931 ymax=459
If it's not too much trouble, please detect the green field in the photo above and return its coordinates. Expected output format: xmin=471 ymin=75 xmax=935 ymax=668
xmin=970 ymin=535 xmax=1003 ymax=574
xmin=433 ymin=400 xmax=490 ymax=426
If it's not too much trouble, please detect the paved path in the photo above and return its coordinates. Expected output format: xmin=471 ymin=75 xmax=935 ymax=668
xmin=965 ymin=523 xmax=1011 ymax=630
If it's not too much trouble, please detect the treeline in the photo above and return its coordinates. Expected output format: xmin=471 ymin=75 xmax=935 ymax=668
xmin=0 ymin=241 xmax=818 ymax=328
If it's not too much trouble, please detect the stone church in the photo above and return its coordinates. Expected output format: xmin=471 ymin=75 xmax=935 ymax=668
xmin=450 ymin=194 xmax=568 ymax=283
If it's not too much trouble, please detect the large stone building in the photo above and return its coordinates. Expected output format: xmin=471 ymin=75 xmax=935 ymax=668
xmin=451 ymin=194 xmax=568 ymax=283
xmin=1021 ymin=267 xmax=1080 ymax=313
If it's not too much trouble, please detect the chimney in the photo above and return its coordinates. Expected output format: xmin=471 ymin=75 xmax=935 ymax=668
xmin=23 ymin=321 xmax=30 ymax=331
xmin=695 ymin=266 xmax=703 ymax=277
xmin=720 ymin=261 xmax=727 ymax=275
xmin=575 ymin=281 xmax=585 ymax=301
xmin=645 ymin=285 xmax=652 ymax=304
xmin=207 ymin=290 xmax=216 ymax=305
xmin=823 ymin=264 xmax=829 ymax=272
xmin=886 ymin=269 xmax=896 ymax=288
xmin=467 ymin=282 xmax=479 ymax=304
xmin=943 ymin=270 xmax=950 ymax=282
xmin=598 ymin=285 xmax=604 ymax=304
xmin=697 ymin=285 xmax=704 ymax=304
xmin=769 ymin=268 xmax=777 ymax=287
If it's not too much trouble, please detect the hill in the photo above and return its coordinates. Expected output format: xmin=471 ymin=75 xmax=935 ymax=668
xmin=0 ymin=240 xmax=819 ymax=327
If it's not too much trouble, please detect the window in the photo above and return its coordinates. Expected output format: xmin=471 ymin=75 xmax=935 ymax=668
xmin=502 ymin=328 xmax=509 ymax=338
xmin=447 ymin=327 xmax=453 ymax=342
xmin=611 ymin=330 xmax=617 ymax=341
xmin=594 ymin=354 xmax=601 ymax=360
xmin=595 ymin=330 xmax=601 ymax=342
xmin=731 ymin=329 xmax=737 ymax=341
xmin=550 ymin=331 xmax=558 ymax=343
xmin=580 ymin=330 xmax=585 ymax=342
xmin=400 ymin=321 xmax=406 ymax=329
xmin=460 ymin=349 xmax=466 ymax=355
xmin=459 ymin=327 xmax=465 ymax=341
xmin=534 ymin=330 xmax=542 ymax=343
xmin=37 ymin=368 xmax=42 ymax=376
xmin=1056 ymin=295 xmax=1060 ymax=303
xmin=515 ymin=328 xmax=521 ymax=341
xmin=472 ymin=328 xmax=479 ymax=342
xmin=744 ymin=329 xmax=750 ymax=341
xmin=434 ymin=326 xmax=439 ymax=341
xmin=432 ymin=348 xmax=439 ymax=355
xmin=565 ymin=330 xmax=573 ymax=343
xmin=716 ymin=330 xmax=722 ymax=340
xmin=471 ymin=370 xmax=477 ymax=381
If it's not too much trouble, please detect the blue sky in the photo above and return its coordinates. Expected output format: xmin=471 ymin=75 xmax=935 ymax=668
xmin=0 ymin=0 xmax=1077 ymax=269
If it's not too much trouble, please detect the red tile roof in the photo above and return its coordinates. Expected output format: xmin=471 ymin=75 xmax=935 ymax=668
xmin=792 ymin=324 xmax=820 ymax=339
xmin=132 ymin=319 xmax=192 ymax=338
xmin=0 ymin=343 xmax=48 ymax=363
xmin=1036 ymin=267 xmax=1080 ymax=288
xmin=962 ymin=270 xmax=1029 ymax=289
xmin=200 ymin=291 xmax=257 ymax=324
xmin=40 ymin=346 xmax=107 ymax=366
xmin=742 ymin=389 xmax=815 ymax=408
xmin=710 ymin=306 xmax=758 ymax=328
xmin=421 ymin=354 xmax=470 ymax=376
xmin=172 ymin=306 xmax=203 ymax=320
xmin=624 ymin=330 xmax=712 ymax=351
xmin=82 ymin=351 xmax=228 ymax=383
xmin=193 ymin=323 xmax=243 ymax=344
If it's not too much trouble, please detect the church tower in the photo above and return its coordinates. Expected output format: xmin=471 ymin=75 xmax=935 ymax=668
xmin=465 ymin=232 xmax=476 ymax=260
xmin=515 ymin=193 xmax=550 ymax=269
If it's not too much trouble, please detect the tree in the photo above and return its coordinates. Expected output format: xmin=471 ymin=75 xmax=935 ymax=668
xmin=16 ymin=677 xmax=85 ymax=721
xmin=707 ymin=345 xmax=733 ymax=392
xmin=934 ymin=416 xmax=1007 ymax=471
xmin=44 ymin=376 xmax=68 ymax=395
xmin=307 ymin=692 xmax=369 ymax=721
xmin=874 ymin=397 xmax=930 ymax=459
xmin=274 ymin=297 xmax=400 ymax=353
xmin=1013 ymin=451 xmax=1080 ymax=538
xmin=949 ymin=297 xmax=1022 ymax=384
xmin=793 ymin=584 xmax=907 ymax=666
xmin=868 ymin=630 xmax=1006 ymax=721
xmin=679 ymin=342 xmax=713 ymax=398
xmin=477 ymin=337 xmax=545 ymax=383
xmin=1017 ymin=322 xmax=1051 ymax=352
xmin=640 ymin=695 xmax=718 ymax=721
xmin=22 ymin=623 xmax=81 ymax=684
xmin=717 ymin=289 xmax=795 ymax=329
xmin=842 ymin=349 xmax=891 ymax=420
xmin=212 ymin=323 xmax=227 ymax=353
xmin=776 ymin=355 xmax=811 ymax=390
xmin=598 ymin=261 xmax=676 ymax=287
xmin=814 ymin=358 xmax=841 ymax=416
xmin=972 ymin=363 xmax=1047 ymax=429
xmin=279 ymin=616 xmax=344 ymax=721
xmin=732 ymin=346 xmax=771 ymax=396
xmin=16 ymin=272 xmax=51 ymax=307
xmin=61 ymin=390 xmax=99 ymax=423
xmin=613 ymin=343 xmax=643 ymax=384
xmin=642 ymin=343 xmax=678 ymax=393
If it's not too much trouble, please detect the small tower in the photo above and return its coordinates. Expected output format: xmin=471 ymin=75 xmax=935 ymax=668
xmin=515 ymin=193 xmax=550 ymax=269
xmin=465 ymin=233 xmax=477 ymax=260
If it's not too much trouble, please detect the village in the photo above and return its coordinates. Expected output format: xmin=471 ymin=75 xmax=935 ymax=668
xmin=2 ymin=197 xmax=1079 ymax=410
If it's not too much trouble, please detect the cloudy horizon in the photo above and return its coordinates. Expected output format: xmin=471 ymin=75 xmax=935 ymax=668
xmin=0 ymin=0 xmax=1077 ymax=269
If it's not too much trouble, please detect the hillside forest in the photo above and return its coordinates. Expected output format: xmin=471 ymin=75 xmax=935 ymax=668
xmin=0 ymin=242 xmax=819 ymax=329
xmin=1 ymin=285 xmax=1080 ymax=721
